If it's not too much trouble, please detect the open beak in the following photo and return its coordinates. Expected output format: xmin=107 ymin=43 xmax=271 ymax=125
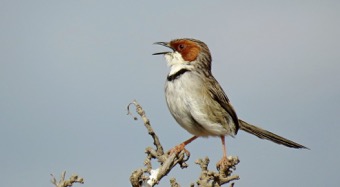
xmin=152 ymin=42 xmax=173 ymax=55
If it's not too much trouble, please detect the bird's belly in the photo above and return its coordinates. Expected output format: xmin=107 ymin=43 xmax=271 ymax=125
xmin=165 ymin=74 xmax=232 ymax=137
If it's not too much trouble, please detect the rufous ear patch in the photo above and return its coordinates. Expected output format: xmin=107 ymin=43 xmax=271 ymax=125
xmin=170 ymin=40 xmax=201 ymax=62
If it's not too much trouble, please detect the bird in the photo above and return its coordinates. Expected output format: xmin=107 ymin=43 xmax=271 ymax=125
xmin=152 ymin=38 xmax=308 ymax=167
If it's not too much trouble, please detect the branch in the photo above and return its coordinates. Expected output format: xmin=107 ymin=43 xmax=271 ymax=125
xmin=127 ymin=100 xmax=164 ymax=156
xmin=50 ymin=171 xmax=84 ymax=187
xmin=128 ymin=100 xmax=190 ymax=187
xmin=128 ymin=100 xmax=240 ymax=186
xmin=195 ymin=157 xmax=239 ymax=187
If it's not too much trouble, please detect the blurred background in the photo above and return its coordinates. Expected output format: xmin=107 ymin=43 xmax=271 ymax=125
xmin=1 ymin=1 xmax=339 ymax=186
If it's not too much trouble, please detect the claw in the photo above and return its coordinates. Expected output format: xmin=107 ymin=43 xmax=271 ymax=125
xmin=168 ymin=143 xmax=190 ymax=156
xmin=216 ymin=156 xmax=229 ymax=171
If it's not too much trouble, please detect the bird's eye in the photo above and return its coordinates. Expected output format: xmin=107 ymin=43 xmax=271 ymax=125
xmin=178 ymin=44 xmax=185 ymax=50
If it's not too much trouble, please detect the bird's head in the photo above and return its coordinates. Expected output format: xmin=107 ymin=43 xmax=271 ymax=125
xmin=153 ymin=38 xmax=212 ymax=71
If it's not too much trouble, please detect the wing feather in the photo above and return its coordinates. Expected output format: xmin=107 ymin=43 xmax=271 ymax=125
xmin=207 ymin=76 xmax=239 ymax=134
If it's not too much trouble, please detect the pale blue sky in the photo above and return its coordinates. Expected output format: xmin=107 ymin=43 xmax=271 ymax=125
xmin=1 ymin=1 xmax=339 ymax=186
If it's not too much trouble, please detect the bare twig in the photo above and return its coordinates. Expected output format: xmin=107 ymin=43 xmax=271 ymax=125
xmin=170 ymin=178 xmax=180 ymax=187
xmin=128 ymin=100 xmax=164 ymax=155
xmin=50 ymin=171 xmax=84 ymax=187
xmin=128 ymin=100 xmax=190 ymax=186
xmin=128 ymin=100 xmax=240 ymax=186
xmin=195 ymin=157 xmax=240 ymax=186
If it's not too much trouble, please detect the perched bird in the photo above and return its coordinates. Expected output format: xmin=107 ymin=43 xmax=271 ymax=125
xmin=153 ymin=38 xmax=308 ymax=167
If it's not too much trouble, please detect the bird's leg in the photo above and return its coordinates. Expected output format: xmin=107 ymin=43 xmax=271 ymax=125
xmin=168 ymin=136 xmax=198 ymax=156
xmin=221 ymin=135 xmax=227 ymax=158
xmin=216 ymin=136 xmax=229 ymax=169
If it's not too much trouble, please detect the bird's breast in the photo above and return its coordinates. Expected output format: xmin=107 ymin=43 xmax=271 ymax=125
xmin=164 ymin=71 xmax=237 ymax=137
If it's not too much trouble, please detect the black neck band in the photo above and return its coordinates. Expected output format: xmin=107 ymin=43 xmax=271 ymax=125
xmin=167 ymin=69 xmax=190 ymax=81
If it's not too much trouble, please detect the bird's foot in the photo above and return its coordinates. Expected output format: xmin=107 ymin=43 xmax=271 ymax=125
xmin=216 ymin=156 xmax=229 ymax=171
xmin=168 ymin=143 xmax=190 ymax=157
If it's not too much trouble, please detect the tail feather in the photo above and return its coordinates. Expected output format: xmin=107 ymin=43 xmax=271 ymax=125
xmin=238 ymin=119 xmax=309 ymax=149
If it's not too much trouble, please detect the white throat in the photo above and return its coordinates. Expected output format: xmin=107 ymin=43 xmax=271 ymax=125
xmin=164 ymin=52 xmax=193 ymax=76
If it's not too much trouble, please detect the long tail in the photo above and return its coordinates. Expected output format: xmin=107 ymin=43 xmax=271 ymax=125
xmin=238 ymin=119 xmax=309 ymax=149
